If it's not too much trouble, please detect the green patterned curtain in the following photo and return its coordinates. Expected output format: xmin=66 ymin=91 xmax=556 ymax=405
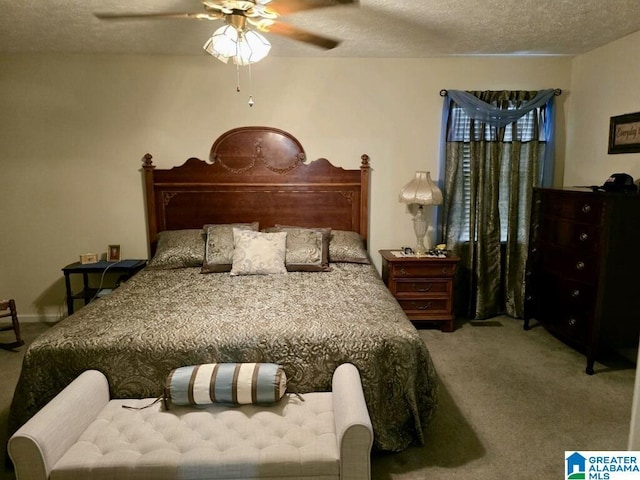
xmin=440 ymin=90 xmax=556 ymax=319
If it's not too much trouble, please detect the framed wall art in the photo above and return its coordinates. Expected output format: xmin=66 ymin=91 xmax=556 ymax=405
xmin=608 ymin=112 xmax=640 ymax=154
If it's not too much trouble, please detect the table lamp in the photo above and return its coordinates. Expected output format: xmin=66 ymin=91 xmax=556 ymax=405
xmin=398 ymin=171 xmax=443 ymax=254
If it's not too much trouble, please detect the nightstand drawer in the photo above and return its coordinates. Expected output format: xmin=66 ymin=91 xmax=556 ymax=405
xmin=397 ymin=298 xmax=450 ymax=314
xmin=392 ymin=263 xmax=457 ymax=278
xmin=395 ymin=279 xmax=449 ymax=296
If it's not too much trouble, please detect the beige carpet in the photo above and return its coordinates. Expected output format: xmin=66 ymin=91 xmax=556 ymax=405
xmin=1 ymin=317 xmax=636 ymax=480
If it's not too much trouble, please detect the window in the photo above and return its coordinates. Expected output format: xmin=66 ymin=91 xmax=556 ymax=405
xmin=449 ymin=102 xmax=547 ymax=241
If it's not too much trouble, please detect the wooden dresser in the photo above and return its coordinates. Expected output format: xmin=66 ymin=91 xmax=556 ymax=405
xmin=524 ymin=187 xmax=640 ymax=374
xmin=379 ymin=250 xmax=459 ymax=332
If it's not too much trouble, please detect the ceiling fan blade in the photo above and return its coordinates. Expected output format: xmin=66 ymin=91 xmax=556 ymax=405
xmin=94 ymin=12 xmax=222 ymax=21
xmin=271 ymin=0 xmax=356 ymax=16
xmin=266 ymin=21 xmax=340 ymax=49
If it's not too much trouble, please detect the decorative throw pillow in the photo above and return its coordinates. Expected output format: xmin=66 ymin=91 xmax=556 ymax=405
xmin=201 ymin=222 xmax=259 ymax=273
xmin=147 ymin=229 xmax=205 ymax=269
xmin=164 ymin=363 xmax=287 ymax=408
xmin=329 ymin=230 xmax=370 ymax=264
xmin=268 ymin=225 xmax=331 ymax=272
xmin=230 ymin=229 xmax=287 ymax=276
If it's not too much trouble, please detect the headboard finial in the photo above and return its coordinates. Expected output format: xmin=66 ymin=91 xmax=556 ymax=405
xmin=143 ymin=153 xmax=154 ymax=168
xmin=361 ymin=154 xmax=370 ymax=168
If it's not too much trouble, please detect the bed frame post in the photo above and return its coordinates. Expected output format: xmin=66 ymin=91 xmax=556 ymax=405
xmin=360 ymin=154 xmax=370 ymax=248
xmin=142 ymin=153 xmax=157 ymax=256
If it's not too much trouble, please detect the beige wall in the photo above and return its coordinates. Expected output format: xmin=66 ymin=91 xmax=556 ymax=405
xmin=0 ymin=54 xmax=571 ymax=319
xmin=565 ymin=29 xmax=640 ymax=186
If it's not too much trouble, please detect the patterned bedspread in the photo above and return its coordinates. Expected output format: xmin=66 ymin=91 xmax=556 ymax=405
xmin=9 ymin=263 xmax=438 ymax=452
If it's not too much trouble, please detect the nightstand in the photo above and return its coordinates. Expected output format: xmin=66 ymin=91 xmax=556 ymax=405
xmin=379 ymin=250 xmax=459 ymax=332
xmin=62 ymin=259 xmax=147 ymax=315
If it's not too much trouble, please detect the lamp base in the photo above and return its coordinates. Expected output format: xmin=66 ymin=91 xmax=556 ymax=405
xmin=412 ymin=206 xmax=429 ymax=255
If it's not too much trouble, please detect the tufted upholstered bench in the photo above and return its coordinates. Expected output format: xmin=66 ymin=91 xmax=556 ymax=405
xmin=9 ymin=363 xmax=373 ymax=480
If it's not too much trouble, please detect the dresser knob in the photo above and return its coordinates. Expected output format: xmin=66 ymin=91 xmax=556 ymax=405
xmin=579 ymin=232 xmax=588 ymax=241
xmin=576 ymin=261 xmax=585 ymax=270
xmin=400 ymin=268 xmax=407 ymax=276
xmin=568 ymin=317 xmax=577 ymax=327
xmin=535 ymin=199 xmax=541 ymax=205
xmin=582 ymin=204 xmax=591 ymax=213
xmin=571 ymin=289 xmax=580 ymax=298
xmin=442 ymin=268 xmax=449 ymax=274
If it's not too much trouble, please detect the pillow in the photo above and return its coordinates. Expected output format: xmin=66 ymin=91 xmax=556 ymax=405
xmin=201 ymin=222 xmax=259 ymax=273
xmin=267 ymin=226 xmax=331 ymax=272
xmin=230 ymin=229 xmax=287 ymax=276
xmin=164 ymin=363 xmax=287 ymax=408
xmin=147 ymin=229 xmax=205 ymax=269
xmin=329 ymin=230 xmax=370 ymax=264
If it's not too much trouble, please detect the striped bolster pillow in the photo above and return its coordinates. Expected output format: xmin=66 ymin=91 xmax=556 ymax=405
xmin=164 ymin=363 xmax=287 ymax=408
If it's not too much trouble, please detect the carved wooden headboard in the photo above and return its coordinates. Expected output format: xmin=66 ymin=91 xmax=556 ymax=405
xmin=142 ymin=126 xmax=370 ymax=256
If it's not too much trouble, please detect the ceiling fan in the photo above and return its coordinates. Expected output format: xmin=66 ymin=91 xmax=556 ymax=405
xmin=95 ymin=0 xmax=355 ymax=63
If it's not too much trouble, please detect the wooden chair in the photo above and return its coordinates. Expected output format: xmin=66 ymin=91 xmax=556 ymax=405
xmin=0 ymin=299 xmax=24 ymax=349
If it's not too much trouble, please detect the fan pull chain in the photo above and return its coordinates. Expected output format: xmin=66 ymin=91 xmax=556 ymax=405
xmin=234 ymin=64 xmax=255 ymax=107
xmin=248 ymin=63 xmax=254 ymax=107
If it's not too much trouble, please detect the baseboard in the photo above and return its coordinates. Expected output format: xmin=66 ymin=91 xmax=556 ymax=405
xmin=17 ymin=314 xmax=64 ymax=324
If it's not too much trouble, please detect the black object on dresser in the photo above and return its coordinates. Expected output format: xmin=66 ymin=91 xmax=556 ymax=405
xmin=524 ymin=187 xmax=640 ymax=374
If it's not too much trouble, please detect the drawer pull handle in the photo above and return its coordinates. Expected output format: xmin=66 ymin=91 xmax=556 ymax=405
xmin=442 ymin=268 xmax=449 ymax=274
xmin=571 ymin=289 xmax=580 ymax=298
xmin=415 ymin=302 xmax=433 ymax=310
xmin=413 ymin=284 xmax=433 ymax=293
xmin=568 ymin=317 xmax=577 ymax=327
xmin=576 ymin=261 xmax=585 ymax=270
xmin=400 ymin=268 xmax=407 ymax=276
xmin=579 ymin=232 xmax=588 ymax=242
xmin=582 ymin=204 xmax=591 ymax=213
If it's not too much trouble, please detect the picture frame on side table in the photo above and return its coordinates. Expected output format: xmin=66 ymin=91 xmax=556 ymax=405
xmin=608 ymin=112 xmax=640 ymax=154
xmin=107 ymin=245 xmax=121 ymax=262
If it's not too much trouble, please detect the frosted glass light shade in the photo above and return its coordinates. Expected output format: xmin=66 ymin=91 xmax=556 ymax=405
xmin=235 ymin=30 xmax=271 ymax=65
xmin=398 ymin=171 xmax=443 ymax=206
xmin=204 ymin=24 xmax=239 ymax=63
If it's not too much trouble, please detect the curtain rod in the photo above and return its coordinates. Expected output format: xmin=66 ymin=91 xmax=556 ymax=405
xmin=439 ymin=88 xmax=562 ymax=97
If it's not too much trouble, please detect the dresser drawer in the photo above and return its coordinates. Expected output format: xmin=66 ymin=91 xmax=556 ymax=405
xmin=534 ymin=218 xmax=601 ymax=251
xmin=391 ymin=263 xmax=457 ymax=278
xmin=538 ymin=191 xmax=604 ymax=224
xmin=539 ymin=248 xmax=599 ymax=283
xmin=527 ymin=271 xmax=595 ymax=316
xmin=539 ymin=309 xmax=589 ymax=346
xmin=394 ymin=279 xmax=450 ymax=297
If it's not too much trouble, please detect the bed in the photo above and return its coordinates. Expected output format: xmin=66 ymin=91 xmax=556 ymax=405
xmin=9 ymin=126 xmax=438 ymax=452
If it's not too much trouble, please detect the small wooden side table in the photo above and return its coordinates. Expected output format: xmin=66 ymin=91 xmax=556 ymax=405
xmin=62 ymin=259 xmax=147 ymax=315
xmin=379 ymin=250 xmax=459 ymax=332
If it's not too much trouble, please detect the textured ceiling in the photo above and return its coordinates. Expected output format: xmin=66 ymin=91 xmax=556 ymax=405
xmin=1 ymin=0 xmax=640 ymax=58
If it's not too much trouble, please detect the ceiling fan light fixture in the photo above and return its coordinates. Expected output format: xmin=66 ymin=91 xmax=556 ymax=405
xmin=204 ymin=22 xmax=270 ymax=65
